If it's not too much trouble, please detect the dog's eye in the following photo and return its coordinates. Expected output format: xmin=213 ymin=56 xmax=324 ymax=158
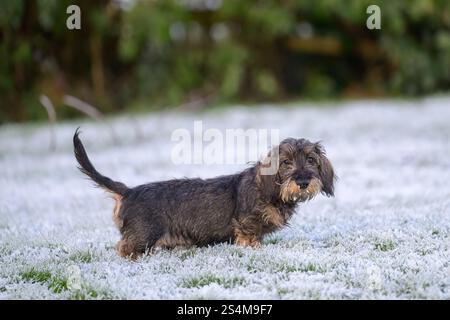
xmin=282 ymin=159 xmax=292 ymax=165
xmin=307 ymin=157 xmax=316 ymax=164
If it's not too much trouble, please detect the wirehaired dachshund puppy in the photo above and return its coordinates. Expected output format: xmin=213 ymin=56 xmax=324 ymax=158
xmin=73 ymin=130 xmax=335 ymax=259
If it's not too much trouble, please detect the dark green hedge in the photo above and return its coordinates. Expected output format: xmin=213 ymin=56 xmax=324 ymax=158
xmin=1 ymin=0 xmax=450 ymax=122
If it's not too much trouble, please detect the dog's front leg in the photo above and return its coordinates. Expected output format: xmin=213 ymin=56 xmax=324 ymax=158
xmin=261 ymin=205 xmax=285 ymax=227
xmin=234 ymin=234 xmax=261 ymax=248
xmin=233 ymin=218 xmax=261 ymax=248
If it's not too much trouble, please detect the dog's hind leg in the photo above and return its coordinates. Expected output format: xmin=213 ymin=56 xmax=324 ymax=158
xmin=116 ymin=237 xmax=141 ymax=260
xmin=116 ymin=218 xmax=164 ymax=260
xmin=116 ymin=233 xmax=162 ymax=260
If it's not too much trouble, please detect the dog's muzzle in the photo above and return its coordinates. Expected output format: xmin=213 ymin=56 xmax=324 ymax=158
xmin=295 ymin=178 xmax=310 ymax=189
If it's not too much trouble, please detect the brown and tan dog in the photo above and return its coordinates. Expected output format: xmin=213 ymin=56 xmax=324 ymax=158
xmin=74 ymin=130 xmax=335 ymax=259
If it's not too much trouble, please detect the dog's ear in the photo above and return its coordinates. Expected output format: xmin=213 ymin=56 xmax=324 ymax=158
xmin=315 ymin=142 xmax=335 ymax=197
xmin=257 ymin=146 xmax=280 ymax=200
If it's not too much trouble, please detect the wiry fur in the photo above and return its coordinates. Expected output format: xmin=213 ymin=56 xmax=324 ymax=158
xmin=73 ymin=131 xmax=336 ymax=260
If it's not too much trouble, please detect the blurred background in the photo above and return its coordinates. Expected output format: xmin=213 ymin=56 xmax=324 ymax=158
xmin=1 ymin=0 xmax=450 ymax=123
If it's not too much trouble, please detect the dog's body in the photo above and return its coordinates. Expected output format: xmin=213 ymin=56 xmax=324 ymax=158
xmin=74 ymin=130 xmax=335 ymax=259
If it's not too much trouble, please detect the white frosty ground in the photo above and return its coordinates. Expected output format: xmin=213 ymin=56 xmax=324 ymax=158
xmin=0 ymin=97 xmax=449 ymax=300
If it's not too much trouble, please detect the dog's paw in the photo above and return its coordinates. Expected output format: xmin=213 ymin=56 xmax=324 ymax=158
xmin=235 ymin=235 xmax=261 ymax=248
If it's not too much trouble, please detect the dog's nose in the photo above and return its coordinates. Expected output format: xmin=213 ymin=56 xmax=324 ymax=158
xmin=296 ymin=178 xmax=310 ymax=189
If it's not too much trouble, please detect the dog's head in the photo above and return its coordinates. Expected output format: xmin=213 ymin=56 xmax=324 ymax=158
xmin=259 ymin=138 xmax=335 ymax=203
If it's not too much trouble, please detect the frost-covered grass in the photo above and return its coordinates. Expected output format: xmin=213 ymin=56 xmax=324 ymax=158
xmin=1 ymin=97 xmax=449 ymax=299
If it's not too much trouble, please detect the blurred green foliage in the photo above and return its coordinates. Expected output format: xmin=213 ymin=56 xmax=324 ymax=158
xmin=1 ymin=0 xmax=450 ymax=123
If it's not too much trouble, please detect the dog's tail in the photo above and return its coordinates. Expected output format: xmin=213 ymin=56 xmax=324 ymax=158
xmin=73 ymin=128 xmax=129 ymax=196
